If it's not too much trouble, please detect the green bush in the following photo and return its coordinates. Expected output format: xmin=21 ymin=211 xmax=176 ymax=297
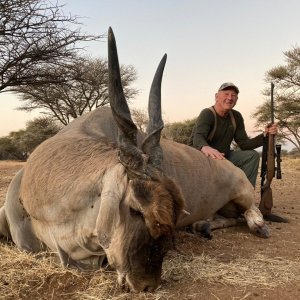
xmin=0 ymin=117 xmax=62 ymax=160
xmin=163 ymin=118 xmax=196 ymax=145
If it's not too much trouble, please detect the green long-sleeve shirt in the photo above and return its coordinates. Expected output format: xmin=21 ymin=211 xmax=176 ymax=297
xmin=191 ymin=108 xmax=264 ymax=156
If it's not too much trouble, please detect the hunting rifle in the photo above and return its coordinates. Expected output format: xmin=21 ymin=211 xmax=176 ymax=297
xmin=259 ymin=83 xmax=288 ymax=223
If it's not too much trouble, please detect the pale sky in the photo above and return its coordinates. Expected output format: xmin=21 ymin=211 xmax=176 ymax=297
xmin=1 ymin=0 xmax=299 ymax=150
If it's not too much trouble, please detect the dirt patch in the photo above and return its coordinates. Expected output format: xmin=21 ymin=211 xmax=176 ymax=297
xmin=0 ymin=158 xmax=300 ymax=300
xmin=0 ymin=161 xmax=24 ymax=203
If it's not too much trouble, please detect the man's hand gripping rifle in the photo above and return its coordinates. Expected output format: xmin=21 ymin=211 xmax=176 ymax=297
xmin=259 ymin=83 xmax=287 ymax=223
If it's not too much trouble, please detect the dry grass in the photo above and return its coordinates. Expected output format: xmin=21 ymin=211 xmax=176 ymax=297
xmin=0 ymin=242 xmax=119 ymax=300
xmin=282 ymin=156 xmax=300 ymax=171
xmin=1 ymin=242 xmax=300 ymax=300
xmin=163 ymin=251 xmax=300 ymax=288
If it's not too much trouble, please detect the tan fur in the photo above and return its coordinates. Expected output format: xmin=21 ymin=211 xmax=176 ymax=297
xmin=21 ymin=136 xmax=118 ymax=220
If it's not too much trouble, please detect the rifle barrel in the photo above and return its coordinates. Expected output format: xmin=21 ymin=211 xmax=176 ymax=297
xmin=271 ymin=82 xmax=275 ymax=124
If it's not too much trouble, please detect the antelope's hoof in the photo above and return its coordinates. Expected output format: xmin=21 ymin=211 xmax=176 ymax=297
xmin=199 ymin=222 xmax=213 ymax=240
xmin=253 ymin=224 xmax=269 ymax=239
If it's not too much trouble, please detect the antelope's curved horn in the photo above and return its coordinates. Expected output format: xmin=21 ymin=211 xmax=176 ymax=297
xmin=108 ymin=27 xmax=137 ymax=147
xmin=108 ymin=28 xmax=146 ymax=178
xmin=141 ymin=54 xmax=167 ymax=170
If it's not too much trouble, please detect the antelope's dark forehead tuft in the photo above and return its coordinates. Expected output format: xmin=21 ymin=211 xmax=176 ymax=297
xmin=131 ymin=180 xmax=153 ymax=204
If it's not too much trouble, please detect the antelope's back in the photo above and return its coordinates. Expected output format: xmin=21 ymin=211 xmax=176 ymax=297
xmin=57 ymin=106 xmax=118 ymax=141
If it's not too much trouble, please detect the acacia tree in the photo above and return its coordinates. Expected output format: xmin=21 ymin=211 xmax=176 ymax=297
xmin=252 ymin=47 xmax=300 ymax=150
xmin=131 ymin=108 xmax=148 ymax=132
xmin=17 ymin=117 xmax=61 ymax=154
xmin=0 ymin=0 xmax=99 ymax=93
xmin=15 ymin=56 xmax=138 ymax=125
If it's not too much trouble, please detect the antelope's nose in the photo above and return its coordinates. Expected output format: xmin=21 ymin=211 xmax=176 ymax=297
xmin=143 ymin=283 xmax=159 ymax=292
xmin=126 ymin=275 xmax=160 ymax=293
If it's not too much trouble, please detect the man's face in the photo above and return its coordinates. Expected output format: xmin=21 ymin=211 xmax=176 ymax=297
xmin=215 ymin=88 xmax=238 ymax=111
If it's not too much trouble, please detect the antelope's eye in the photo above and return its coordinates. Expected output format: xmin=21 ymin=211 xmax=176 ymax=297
xmin=130 ymin=207 xmax=143 ymax=218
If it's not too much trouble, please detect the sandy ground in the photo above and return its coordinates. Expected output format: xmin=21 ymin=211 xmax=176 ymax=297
xmin=0 ymin=158 xmax=299 ymax=300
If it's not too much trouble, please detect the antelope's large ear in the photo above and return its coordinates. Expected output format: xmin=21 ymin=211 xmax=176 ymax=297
xmin=141 ymin=54 xmax=167 ymax=171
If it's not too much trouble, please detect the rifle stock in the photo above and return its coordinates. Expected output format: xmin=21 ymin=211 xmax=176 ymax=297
xmin=259 ymin=133 xmax=275 ymax=214
xmin=267 ymin=133 xmax=275 ymax=180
